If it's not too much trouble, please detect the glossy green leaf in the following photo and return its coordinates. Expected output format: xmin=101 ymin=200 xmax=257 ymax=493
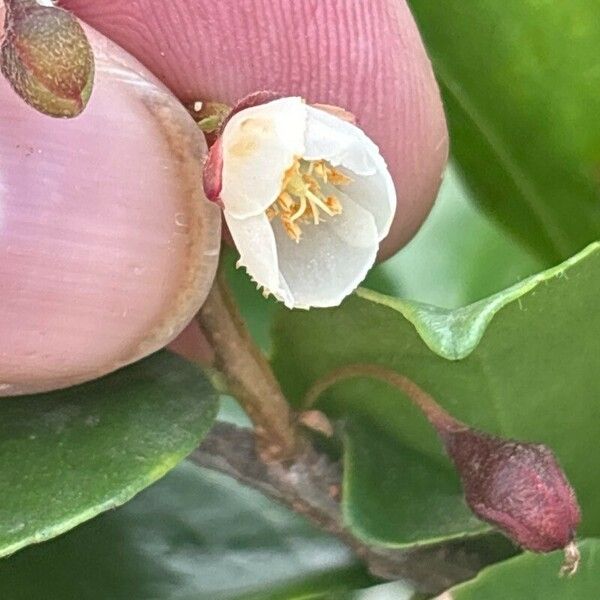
xmin=0 ymin=351 xmax=218 ymax=558
xmin=0 ymin=462 xmax=372 ymax=600
xmin=272 ymin=243 xmax=600 ymax=546
xmin=409 ymin=0 xmax=600 ymax=263
xmin=437 ymin=539 xmax=600 ymax=600
xmin=343 ymin=420 xmax=488 ymax=546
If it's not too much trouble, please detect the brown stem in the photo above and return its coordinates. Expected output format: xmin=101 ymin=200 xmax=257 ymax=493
xmin=197 ymin=269 xmax=299 ymax=461
xmin=191 ymin=422 xmax=513 ymax=594
xmin=304 ymin=363 xmax=466 ymax=437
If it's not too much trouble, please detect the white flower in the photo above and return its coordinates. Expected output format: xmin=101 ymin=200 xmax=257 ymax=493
xmin=216 ymin=96 xmax=396 ymax=309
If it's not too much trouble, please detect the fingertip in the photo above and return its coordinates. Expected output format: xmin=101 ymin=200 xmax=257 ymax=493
xmin=63 ymin=0 xmax=448 ymax=258
xmin=0 ymin=23 xmax=221 ymax=395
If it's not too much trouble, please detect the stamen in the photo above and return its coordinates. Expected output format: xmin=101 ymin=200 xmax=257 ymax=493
xmin=290 ymin=195 xmax=307 ymax=222
xmin=306 ymin=189 xmax=336 ymax=217
xmin=279 ymin=191 xmax=295 ymax=211
xmin=267 ymin=157 xmax=351 ymax=242
xmin=325 ymin=196 xmax=343 ymax=214
xmin=307 ymin=197 xmax=320 ymax=225
xmin=282 ymin=215 xmax=302 ymax=242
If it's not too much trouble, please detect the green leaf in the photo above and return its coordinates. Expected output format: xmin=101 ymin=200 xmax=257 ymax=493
xmin=343 ymin=420 xmax=488 ymax=546
xmin=0 ymin=462 xmax=372 ymax=599
xmin=408 ymin=0 xmax=600 ymax=263
xmin=272 ymin=242 xmax=600 ymax=546
xmin=438 ymin=538 xmax=600 ymax=600
xmin=0 ymin=351 xmax=218 ymax=558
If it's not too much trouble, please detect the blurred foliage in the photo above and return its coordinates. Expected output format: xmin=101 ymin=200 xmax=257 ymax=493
xmin=365 ymin=164 xmax=544 ymax=308
xmin=409 ymin=0 xmax=600 ymax=263
xmin=0 ymin=352 xmax=217 ymax=558
xmin=0 ymin=462 xmax=372 ymax=600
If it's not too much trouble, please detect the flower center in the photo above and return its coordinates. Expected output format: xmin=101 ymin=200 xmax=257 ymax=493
xmin=266 ymin=158 xmax=351 ymax=242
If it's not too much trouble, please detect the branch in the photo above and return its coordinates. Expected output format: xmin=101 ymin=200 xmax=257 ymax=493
xmin=191 ymin=422 xmax=510 ymax=595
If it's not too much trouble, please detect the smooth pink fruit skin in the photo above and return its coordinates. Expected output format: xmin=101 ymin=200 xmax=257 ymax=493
xmin=0 ymin=8 xmax=221 ymax=395
xmin=60 ymin=0 xmax=449 ymax=259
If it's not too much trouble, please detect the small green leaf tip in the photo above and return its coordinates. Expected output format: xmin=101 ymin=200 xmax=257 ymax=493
xmin=1 ymin=0 xmax=95 ymax=118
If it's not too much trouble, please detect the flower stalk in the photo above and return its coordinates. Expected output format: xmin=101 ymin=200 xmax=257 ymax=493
xmin=197 ymin=265 xmax=299 ymax=462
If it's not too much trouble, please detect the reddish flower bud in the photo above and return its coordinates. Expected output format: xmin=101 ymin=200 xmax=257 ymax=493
xmin=415 ymin=381 xmax=581 ymax=574
xmin=1 ymin=0 xmax=94 ymax=117
xmin=443 ymin=428 xmax=580 ymax=556
xmin=415 ymin=384 xmax=581 ymax=574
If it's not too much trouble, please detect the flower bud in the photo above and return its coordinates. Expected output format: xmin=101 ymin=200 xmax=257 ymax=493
xmin=443 ymin=428 xmax=580 ymax=559
xmin=1 ymin=0 xmax=94 ymax=117
xmin=391 ymin=371 xmax=582 ymax=564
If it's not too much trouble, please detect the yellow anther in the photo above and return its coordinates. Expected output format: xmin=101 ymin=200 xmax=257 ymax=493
xmin=267 ymin=157 xmax=350 ymax=242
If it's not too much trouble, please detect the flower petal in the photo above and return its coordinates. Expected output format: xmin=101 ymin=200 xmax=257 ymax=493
xmin=220 ymin=97 xmax=307 ymax=219
xmin=342 ymin=170 xmax=396 ymax=241
xmin=304 ymin=106 xmax=396 ymax=240
xmin=303 ymin=106 xmax=377 ymax=175
xmin=224 ymin=211 xmax=280 ymax=294
xmin=271 ymin=194 xmax=379 ymax=309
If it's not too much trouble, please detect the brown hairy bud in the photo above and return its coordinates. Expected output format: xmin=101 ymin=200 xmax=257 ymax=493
xmin=1 ymin=0 xmax=94 ymax=117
